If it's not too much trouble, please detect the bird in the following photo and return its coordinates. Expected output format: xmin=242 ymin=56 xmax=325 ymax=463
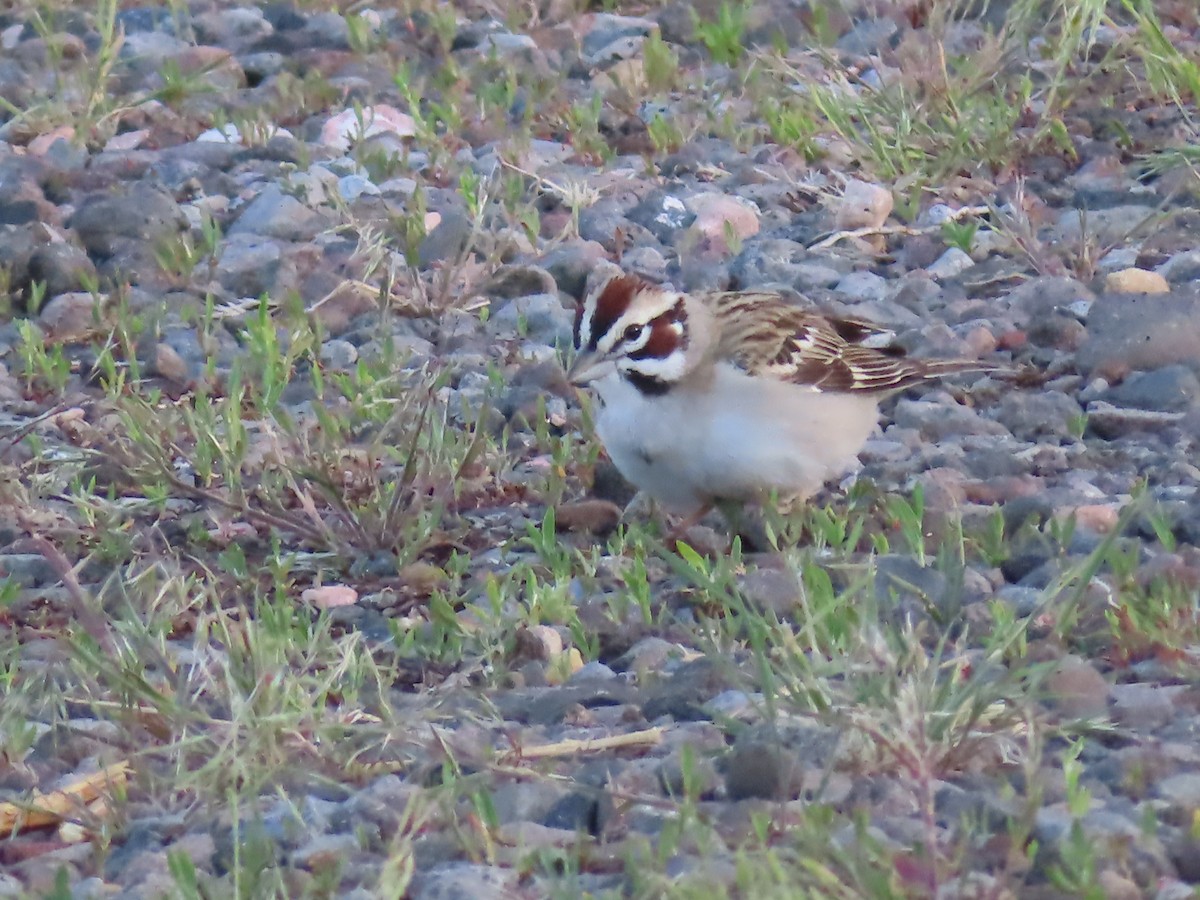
xmin=567 ymin=269 xmax=1007 ymax=539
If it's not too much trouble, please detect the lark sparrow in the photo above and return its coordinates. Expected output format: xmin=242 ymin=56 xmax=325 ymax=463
xmin=568 ymin=270 xmax=1005 ymax=531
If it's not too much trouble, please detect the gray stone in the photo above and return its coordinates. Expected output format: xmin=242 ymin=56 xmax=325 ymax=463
xmin=1044 ymin=655 xmax=1109 ymax=718
xmin=303 ymin=11 xmax=351 ymax=48
xmin=1006 ymin=275 xmax=1095 ymax=326
xmin=1110 ymin=683 xmax=1183 ymax=730
xmin=412 ymin=863 xmax=520 ymax=900
xmin=1086 ymin=400 xmax=1185 ymax=439
xmin=892 ymin=398 xmax=1011 ymax=441
xmin=927 ymin=247 xmax=975 ymax=280
xmin=193 ymin=7 xmax=273 ymax=46
xmin=993 ymin=390 xmax=1085 ymax=440
xmin=215 ymin=233 xmax=284 ymax=298
xmin=1156 ymin=772 xmax=1200 ymax=809
xmin=1155 ymin=248 xmax=1200 ymax=283
xmin=834 ymin=270 xmax=890 ymax=302
xmin=621 ymin=245 xmax=669 ymax=282
xmin=70 ymin=183 xmax=187 ymax=258
xmin=724 ymin=738 xmax=805 ymax=801
xmin=570 ymin=661 xmax=617 ymax=682
xmin=1078 ymin=288 xmax=1200 ymax=376
xmin=290 ymin=833 xmax=361 ymax=869
xmin=38 ymin=292 xmax=103 ymax=341
xmin=582 ymin=13 xmax=657 ymax=59
xmin=836 ymin=17 xmax=899 ymax=54
xmin=418 ymin=209 xmax=473 ymax=267
xmin=873 ymin=554 xmax=948 ymax=611
xmin=319 ymin=339 xmax=359 ymax=371
xmin=538 ymin=240 xmax=609 ymax=297
xmin=1103 ymin=365 xmax=1200 ymax=412
xmin=337 ymin=174 xmax=379 ymax=201
xmin=26 ymin=242 xmax=97 ymax=296
xmin=737 ymin=566 xmax=801 ymax=616
xmin=485 ymin=293 xmax=573 ymax=346
xmin=1098 ymin=246 xmax=1141 ymax=272
xmin=627 ymin=191 xmax=693 ymax=241
xmin=482 ymin=264 xmax=558 ymax=301
xmin=229 ymin=184 xmax=323 ymax=241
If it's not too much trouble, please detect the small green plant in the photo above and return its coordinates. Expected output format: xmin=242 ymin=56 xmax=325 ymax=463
xmin=885 ymin=484 xmax=928 ymax=566
xmin=759 ymin=98 xmax=821 ymax=160
xmin=346 ymin=12 xmax=384 ymax=55
xmin=154 ymin=213 xmax=222 ymax=284
xmin=564 ymin=95 xmax=612 ymax=163
xmin=941 ymin=217 xmax=979 ymax=254
xmin=1046 ymin=740 xmax=1102 ymax=897
xmin=643 ymin=31 xmax=680 ymax=92
xmin=646 ymin=112 xmax=684 ymax=155
xmin=693 ymin=1 xmax=749 ymax=67
xmin=16 ymin=319 xmax=73 ymax=396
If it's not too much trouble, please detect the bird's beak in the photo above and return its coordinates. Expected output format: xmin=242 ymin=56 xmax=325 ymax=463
xmin=567 ymin=350 xmax=613 ymax=387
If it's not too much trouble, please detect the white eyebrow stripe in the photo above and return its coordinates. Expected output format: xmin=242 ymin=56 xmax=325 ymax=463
xmin=576 ymin=293 xmax=597 ymax=350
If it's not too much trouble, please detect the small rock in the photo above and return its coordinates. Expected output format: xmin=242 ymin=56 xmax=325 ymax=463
xmin=614 ymin=637 xmax=694 ymax=674
xmin=684 ymin=192 xmax=760 ymax=255
xmin=1096 ymin=246 xmax=1140 ymax=272
xmin=1105 ymin=267 xmax=1170 ymax=294
xmin=318 ymin=339 xmax=358 ymax=371
xmin=229 ymin=184 xmax=323 ymax=241
xmin=412 ymin=862 xmax=519 ymax=900
xmin=554 ymin=499 xmax=622 ymax=534
xmin=1086 ymin=400 xmax=1184 ymax=439
xmin=1157 ymin=249 xmax=1200 ymax=284
xmin=834 ymin=179 xmax=892 ymax=230
xmin=418 ymin=209 xmax=474 ymax=267
xmin=725 ymin=738 xmax=804 ymax=801
xmin=151 ymin=342 xmax=189 ymax=383
xmin=486 ymin=293 xmax=573 ymax=346
xmin=1096 ymin=870 xmax=1142 ymax=900
xmin=214 ymin=233 xmax=285 ymax=298
xmin=337 ymin=174 xmax=379 ymax=202
xmin=69 ymin=183 xmax=186 ymax=258
xmin=291 ymin=833 xmax=360 ymax=872
xmin=621 ymin=245 xmax=668 ymax=282
xmin=834 ymin=270 xmax=890 ymax=302
xmin=538 ymin=240 xmax=609 ymax=298
xmin=26 ymin=242 xmax=97 ymax=296
xmin=514 ymin=624 xmax=563 ymax=661
xmin=1156 ymin=772 xmax=1200 ymax=809
xmin=1062 ymin=504 xmax=1120 ymax=534
xmin=1104 ymin=365 xmax=1200 ymax=412
xmin=926 ymin=247 xmax=975 ymax=279
xmin=39 ymin=292 xmax=103 ymax=342
xmin=994 ymin=391 xmax=1084 ymax=440
xmin=482 ymin=264 xmax=558 ymax=301
xmin=737 ymin=566 xmax=801 ymax=616
xmin=1110 ymin=683 xmax=1183 ymax=730
xmin=1044 ymin=655 xmax=1109 ymax=718
xmin=302 ymin=585 xmax=358 ymax=609
xmin=319 ymin=105 xmax=415 ymax=152
xmin=1079 ymin=289 xmax=1200 ymax=376
xmin=494 ymin=821 xmax=579 ymax=851
xmin=628 ymin=191 xmax=693 ymax=242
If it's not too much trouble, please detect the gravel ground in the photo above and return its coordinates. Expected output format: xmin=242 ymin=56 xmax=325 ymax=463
xmin=2 ymin=1 xmax=1200 ymax=897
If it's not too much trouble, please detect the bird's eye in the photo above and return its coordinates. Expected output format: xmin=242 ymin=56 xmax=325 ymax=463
xmin=623 ymin=324 xmax=644 ymax=343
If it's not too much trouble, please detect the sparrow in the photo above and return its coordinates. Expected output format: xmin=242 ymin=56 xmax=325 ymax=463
xmin=568 ymin=270 xmax=1005 ymax=536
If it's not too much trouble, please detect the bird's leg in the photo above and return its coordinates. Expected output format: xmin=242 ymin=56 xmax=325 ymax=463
xmin=715 ymin=499 xmax=775 ymax=554
xmin=664 ymin=503 xmax=714 ymax=547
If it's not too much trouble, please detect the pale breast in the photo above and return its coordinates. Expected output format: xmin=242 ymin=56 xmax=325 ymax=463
xmin=590 ymin=365 xmax=882 ymax=514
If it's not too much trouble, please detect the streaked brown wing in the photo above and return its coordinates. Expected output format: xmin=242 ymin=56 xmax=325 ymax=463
xmin=711 ymin=291 xmax=928 ymax=393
